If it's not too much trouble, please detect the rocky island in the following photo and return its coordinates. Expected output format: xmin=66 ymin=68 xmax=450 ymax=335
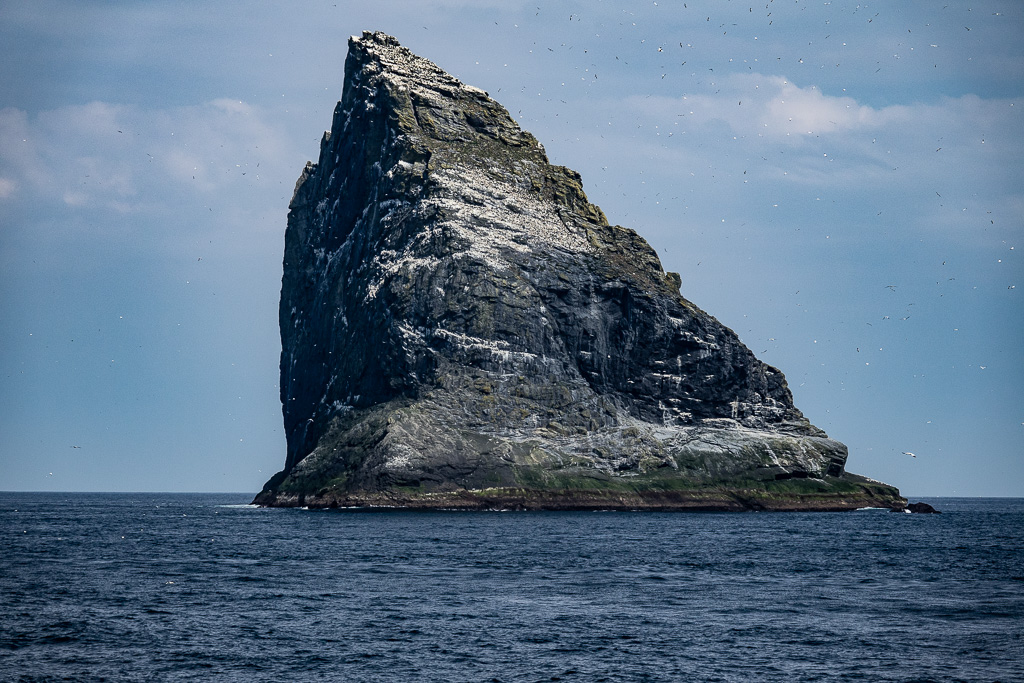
xmin=254 ymin=31 xmax=905 ymax=511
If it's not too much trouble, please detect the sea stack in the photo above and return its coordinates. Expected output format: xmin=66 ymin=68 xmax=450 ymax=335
xmin=254 ymin=31 xmax=904 ymax=511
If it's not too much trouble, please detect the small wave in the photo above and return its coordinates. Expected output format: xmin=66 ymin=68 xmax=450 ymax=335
xmin=216 ymin=504 xmax=260 ymax=509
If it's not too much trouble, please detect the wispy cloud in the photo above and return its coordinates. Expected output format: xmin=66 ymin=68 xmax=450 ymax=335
xmin=0 ymin=99 xmax=297 ymax=217
xmin=0 ymin=177 xmax=16 ymax=199
xmin=598 ymin=75 xmax=1021 ymax=230
xmin=670 ymin=74 xmax=909 ymax=139
xmin=620 ymin=73 xmax=1018 ymax=147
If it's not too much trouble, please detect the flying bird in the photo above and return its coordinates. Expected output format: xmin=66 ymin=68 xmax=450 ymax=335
xmin=902 ymin=451 xmax=916 ymax=457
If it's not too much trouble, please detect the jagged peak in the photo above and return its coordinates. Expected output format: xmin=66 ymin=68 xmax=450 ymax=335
xmin=337 ymin=31 xmax=538 ymax=158
xmin=347 ymin=31 xmax=487 ymax=103
xmin=325 ymin=31 xmax=611 ymax=228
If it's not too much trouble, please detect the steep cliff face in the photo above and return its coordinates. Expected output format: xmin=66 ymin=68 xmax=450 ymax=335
xmin=256 ymin=32 xmax=903 ymax=510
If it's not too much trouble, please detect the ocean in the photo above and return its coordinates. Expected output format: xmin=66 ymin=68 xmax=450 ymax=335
xmin=1 ymin=493 xmax=1021 ymax=682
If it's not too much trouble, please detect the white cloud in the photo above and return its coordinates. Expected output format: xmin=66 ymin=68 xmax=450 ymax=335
xmin=558 ymin=74 xmax=1023 ymax=251
xmin=0 ymin=99 xmax=296 ymax=215
xmin=758 ymin=78 xmax=909 ymax=137
xmin=622 ymin=74 xmax=920 ymax=142
xmin=209 ymin=98 xmax=255 ymax=115
xmin=0 ymin=107 xmax=49 ymax=191
xmin=61 ymin=190 xmax=89 ymax=206
xmin=610 ymin=75 xmax=1021 ymax=195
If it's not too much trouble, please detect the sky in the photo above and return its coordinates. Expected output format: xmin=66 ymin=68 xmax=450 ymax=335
xmin=1 ymin=1 xmax=1021 ymax=496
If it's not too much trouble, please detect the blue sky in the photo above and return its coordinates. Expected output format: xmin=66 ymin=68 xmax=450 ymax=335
xmin=1 ymin=1 xmax=1020 ymax=495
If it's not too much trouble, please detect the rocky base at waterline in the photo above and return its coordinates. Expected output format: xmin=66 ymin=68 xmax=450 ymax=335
xmin=255 ymin=32 xmax=905 ymax=512
xmin=254 ymin=474 xmax=905 ymax=512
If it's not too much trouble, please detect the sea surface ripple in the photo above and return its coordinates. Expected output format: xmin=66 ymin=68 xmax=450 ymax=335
xmin=1 ymin=494 xmax=1022 ymax=682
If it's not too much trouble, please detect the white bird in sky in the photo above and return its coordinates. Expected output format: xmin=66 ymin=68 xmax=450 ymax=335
xmin=902 ymin=451 xmax=916 ymax=457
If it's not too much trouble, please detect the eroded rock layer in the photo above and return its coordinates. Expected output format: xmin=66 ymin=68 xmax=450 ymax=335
xmin=255 ymin=32 xmax=904 ymax=511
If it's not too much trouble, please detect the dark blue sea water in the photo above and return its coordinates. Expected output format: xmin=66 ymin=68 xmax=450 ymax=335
xmin=1 ymin=494 xmax=1021 ymax=682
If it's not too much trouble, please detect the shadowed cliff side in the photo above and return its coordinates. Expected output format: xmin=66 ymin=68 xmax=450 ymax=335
xmin=255 ymin=31 xmax=904 ymax=511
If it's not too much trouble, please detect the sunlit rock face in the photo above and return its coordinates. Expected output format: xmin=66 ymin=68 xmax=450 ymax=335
xmin=256 ymin=31 xmax=903 ymax=510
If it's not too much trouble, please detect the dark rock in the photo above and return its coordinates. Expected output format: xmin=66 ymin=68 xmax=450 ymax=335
xmin=907 ymin=502 xmax=940 ymax=514
xmin=254 ymin=31 xmax=905 ymax=511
